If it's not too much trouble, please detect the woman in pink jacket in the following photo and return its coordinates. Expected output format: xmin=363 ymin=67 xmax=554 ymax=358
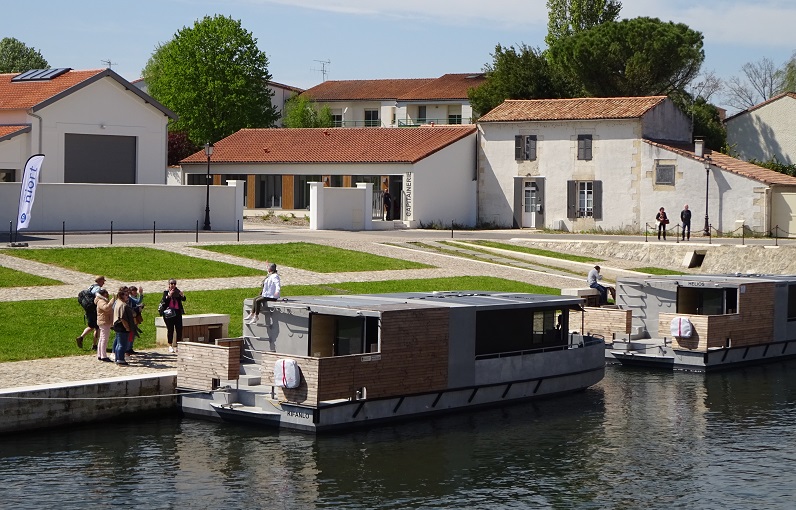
xmin=94 ymin=289 xmax=113 ymax=362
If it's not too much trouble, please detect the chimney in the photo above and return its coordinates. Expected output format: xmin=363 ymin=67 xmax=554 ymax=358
xmin=694 ymin=137 xmax=704 ymax=158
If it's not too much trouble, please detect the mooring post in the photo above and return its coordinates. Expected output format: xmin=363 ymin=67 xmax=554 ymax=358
xmin=237 ymin=219 xmax=240 ymax=242
xmin=62 ymin=221 xmax=65 ymax=246
xmin=195 ymin=220 xmax=199 ymax=243
xmin=110 ymin=221 xmax=113 ymax=245
xmin=153 ymin=221 xmax=156 ymax=244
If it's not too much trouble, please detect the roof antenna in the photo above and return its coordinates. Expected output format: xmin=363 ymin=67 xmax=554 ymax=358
xmin=100 ymin=59 xmax=117 ymax=69
xmin=311 ymin=59 xmax=331 ymax=81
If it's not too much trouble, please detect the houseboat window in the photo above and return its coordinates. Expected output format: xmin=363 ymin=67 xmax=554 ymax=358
xmin=577 ymin=134 xmax=593 ymax=160
xmin=475 ymin=308 xmax=566 ymax=356
xmin=788 ymin=285 xmax=796 ymax=320
xmin=309 ymin=314 xmax=379 ymax=357
xmin=677 ymin=286 xmax=738 ymax=315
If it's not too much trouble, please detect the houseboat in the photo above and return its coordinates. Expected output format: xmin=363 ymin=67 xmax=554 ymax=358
xmin=177 ymin=291 xmax=605 ymax=433
xmin=594 ymin=274 xmax=796 ymax=371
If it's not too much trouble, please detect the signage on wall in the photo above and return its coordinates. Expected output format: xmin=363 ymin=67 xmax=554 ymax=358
xmin=404 ymin=172 xmax=413 ymax=218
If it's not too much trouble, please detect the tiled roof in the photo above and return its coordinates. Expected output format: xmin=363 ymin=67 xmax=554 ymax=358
xmin=180 ymin=126 xmax=476 ymax=165
xmin=479 ymin=96 xmax=668 ymax=122
xmin=725 ymin=92 xmax=796 ymax=122
xmin=0 ymin=124 xmax=30 ymax=141
xmin=397 ymin=73 xmax=486 ymax=101
xmin=645 ymin=139 xmax=796 ymax=186
xmin=0 ymin=69 xmax=104 ymax=109
xmin=301 ymin=78 xmax=434 ymax=101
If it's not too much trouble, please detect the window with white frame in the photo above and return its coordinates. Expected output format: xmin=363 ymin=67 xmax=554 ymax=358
xmin=577 ymin=134 xmax=593 ymax=161
xmin=331 ymin=109 xmax=343 ymax=127
xmin=364 ymin=109 xmax=379 ymax=127
xmin=514 ymin=135 xmax=537 ymax=161
xmin=567 ymin=180 xmax=603 ymax=219
xmin=656 ymin=164 xmax=675 ymax=185
xmin=448 ymin=114 xmax=462 ymax=124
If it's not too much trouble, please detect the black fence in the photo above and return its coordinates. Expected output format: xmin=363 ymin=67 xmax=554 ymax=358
xmin=644 ymin=222 xmax=793 ymax=246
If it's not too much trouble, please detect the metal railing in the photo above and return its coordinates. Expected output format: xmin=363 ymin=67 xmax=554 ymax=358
xmin=397 ymin=117 xmax=473 ymax=127
xmin=474 ymin=334 xmax=602 ymax=360
xmin=643 ymin=222 xmax=792 ymax=246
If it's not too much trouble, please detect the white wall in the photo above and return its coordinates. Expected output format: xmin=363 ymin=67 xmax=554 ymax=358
xmin=309 ymin=182 xmax=372 ymax=230
xmin=410 ymin=133 xmax=477 ymax=226
xmin=726 ymin=95 xmax=796 ymax=165
xmin=0 ymin=181 xmax=243 ymax=231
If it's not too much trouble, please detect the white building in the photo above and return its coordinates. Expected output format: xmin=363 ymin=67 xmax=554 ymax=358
xmin=0 ymin=68 xmax=175 ymax=184
xmin=478 ymin=96 xmax=796 ymax=235
xmin=180 ymin=125 xmax=477 ymax=226
xmin=725 ymin=92 xmax=796 ymax=165
xmin=301 ymin=73 xmax=485 ymax=128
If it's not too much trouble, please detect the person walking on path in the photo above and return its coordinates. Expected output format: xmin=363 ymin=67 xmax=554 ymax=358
xmin=587 ymin=265 xmax=615 ymax=305
xmin=383 ymin=188 xmax=392 ymax=221
xmin=159 ymin=279 xmax=186 ymax=353
xmin=94 ymin=288 xmax=113 ymax=362
xmin=76 ymin=276 xmax=105 ymax=349
xmin=245 ymin=262 xmax=281 ymax=325
xmin=655 ymin=207 xmax=669 ymax=240
xmin=681 ymin=204 xmax=692 ymax=241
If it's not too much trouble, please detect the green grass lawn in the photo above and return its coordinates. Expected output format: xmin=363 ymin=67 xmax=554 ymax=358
xmin=0 ymin=247 xmax=266 ymax=280
xmin=198 ymin=242 xmax=433 ymax=272
xmin=0 ymin=276 xmax=556 ymax=362
xmin=0 ymin=266 xmax=62 ymax=287
xmin=463 ymin=240 xmax=603 ymax=263
xmin=629 ymin=267 xmax=688 ymax=276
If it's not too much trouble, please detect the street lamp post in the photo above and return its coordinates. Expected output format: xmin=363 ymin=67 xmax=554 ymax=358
xmin=203 ymin=142 xmax=213 ymax=231
xmin=703 ymin=155 xmax=711 ymax=236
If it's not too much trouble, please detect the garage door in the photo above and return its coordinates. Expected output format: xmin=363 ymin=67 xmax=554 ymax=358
xmin=772 ymin=191 xmax=796 ymax=238
xmin=64 ymin=133 xmax=136 ymax=183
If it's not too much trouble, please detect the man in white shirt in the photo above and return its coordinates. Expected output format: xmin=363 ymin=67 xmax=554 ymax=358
xmin=587 ymin=265 xmax=615 ymax=305
xmin=245 ymin=262 xmax=281 ymax=324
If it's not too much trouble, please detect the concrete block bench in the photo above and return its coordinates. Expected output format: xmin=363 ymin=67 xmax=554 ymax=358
xmin=155 ymin=313 xmax=230 ymax=346
xmin=561 ymin=287 xmax=601 ymax=307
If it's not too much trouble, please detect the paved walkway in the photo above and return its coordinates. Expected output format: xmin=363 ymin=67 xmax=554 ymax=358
xmin=0 ymin=225 xmax=650 ymax=389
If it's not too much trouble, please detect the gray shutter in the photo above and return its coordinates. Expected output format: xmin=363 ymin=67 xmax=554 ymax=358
xmin=515 ymin=136 xmax=522 ymax=160
xmin=585 ymin=136 xmax=593 ymax=160
xmin=567 ymin=180 xmax=576 ymax=219
xmin=528 ymin=136 xmax=537 ymax=160
xmin=593 ymin=180 xmax=603 ymax=220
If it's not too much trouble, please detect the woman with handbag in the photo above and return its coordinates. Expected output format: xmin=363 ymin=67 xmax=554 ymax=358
xmin=159 ymin=278 xmax=186 ymax=353
xmin=112 ymin=287 xmax=137 ymax=366
xmin=655 ymin=207 xmax=669 ymax=240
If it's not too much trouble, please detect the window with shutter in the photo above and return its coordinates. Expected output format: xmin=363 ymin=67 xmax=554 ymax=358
xmin=577 ymin=135 xmax=592 ymax=161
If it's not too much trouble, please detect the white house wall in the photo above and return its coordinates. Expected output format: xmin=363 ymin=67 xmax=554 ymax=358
xmin=478 ymin=119 xmax=643 ymax=230
xmin=0 ymin=134 xmax=30 ymax=175
xmin=639 ymin=101 xmax=692 ymax=142
xmin=726 ymin=96 xmax=796 ymax=165
xmin=34 ymin=77 xmax=169 ymax=184
xmin=410 ymin=133 xmax=477 ymax=226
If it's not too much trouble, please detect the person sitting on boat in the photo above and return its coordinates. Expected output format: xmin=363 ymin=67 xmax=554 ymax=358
xmin=245 ymin=262 xmax=281 ymax=325
xmin=587 ymin=265 xmax=615 ymax=305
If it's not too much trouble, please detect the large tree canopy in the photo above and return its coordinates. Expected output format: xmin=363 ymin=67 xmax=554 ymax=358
xmin=142 ymin=15 xmax=278 ymax=144
xmin=545 ymin=0 xmax=621 ymax=47
xmin=548 ymin=17 xmax=704 ymax=97
xmin=282 ymin=94 xmax=332 ymax=128
xmin=0 ymin=37 xmax=48 ymax=73
xmin=468 ymin=44 xmax=570 ymax=116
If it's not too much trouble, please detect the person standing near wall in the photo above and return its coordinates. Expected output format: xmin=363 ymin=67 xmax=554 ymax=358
xmin=94 ymin=288 xmax=113 ymax=362
xmin=655 ymin=207 xmax=669 ymax=240
xmin=159 ymin=279 xmax=186 ymax=353
xmin=383 ymin=188 xmax=392 ymax=221
xmin=681 ymin=204 xmax=691 ymax=241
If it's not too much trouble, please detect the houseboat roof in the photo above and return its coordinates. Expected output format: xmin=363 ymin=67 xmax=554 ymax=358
xmin=618 ymin=273 xmax=796 ymax=286
xmin=274 ymin=290 xmax=584 ymax=315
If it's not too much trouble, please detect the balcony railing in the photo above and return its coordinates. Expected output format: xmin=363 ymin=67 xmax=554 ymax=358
xmin=397 ymin=117 xmax=472 ymax=127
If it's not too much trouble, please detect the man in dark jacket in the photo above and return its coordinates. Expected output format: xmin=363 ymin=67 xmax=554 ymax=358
xmin=681 ymin=204 xmax=692 ymax=240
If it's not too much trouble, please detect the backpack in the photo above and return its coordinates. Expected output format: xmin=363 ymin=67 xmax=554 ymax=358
xmin=78 ymin=288 xmax=96 ymax=310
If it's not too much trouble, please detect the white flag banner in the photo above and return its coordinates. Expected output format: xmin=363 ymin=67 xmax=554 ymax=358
xmin=16 ymin=154 xmax=45 ymax=231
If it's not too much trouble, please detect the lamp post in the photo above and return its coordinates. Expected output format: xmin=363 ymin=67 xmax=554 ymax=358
xmin=203 ymin=142 xmax=213 ymax=231
xmin=703 ymin=155 xmax=711 ymax=236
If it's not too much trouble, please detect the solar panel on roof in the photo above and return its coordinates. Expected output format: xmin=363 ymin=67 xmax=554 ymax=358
xmin=11 ymin=68 xmax=71 ymax=82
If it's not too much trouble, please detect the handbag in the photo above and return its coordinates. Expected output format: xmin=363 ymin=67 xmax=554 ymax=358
xmin=162 ymin=308 xmax=176 ymax=319
xmin=112 ymin=319 xmax=126 ymax=332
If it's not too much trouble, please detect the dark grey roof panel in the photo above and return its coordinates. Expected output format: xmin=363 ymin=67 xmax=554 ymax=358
xmin=12 ymin=68 xmax=71 ymax=82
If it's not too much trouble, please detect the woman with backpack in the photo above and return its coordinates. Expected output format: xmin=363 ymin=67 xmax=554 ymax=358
xmin=75 ymin=275 xmax=105 ymax=350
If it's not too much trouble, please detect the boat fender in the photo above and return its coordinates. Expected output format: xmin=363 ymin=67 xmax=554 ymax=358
xmin=670 ymin=317 xmax=693 ymax=338
xmin=274 ymin=358 xmax=301 ymax=389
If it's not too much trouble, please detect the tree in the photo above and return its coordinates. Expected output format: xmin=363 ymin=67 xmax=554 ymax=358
xmin=776 ymin=51 xmax=796 ymax=93
xmin=282 ymin=94 xmax=333 ymax=128
xmin=670 ymin=91 xmax=726 ymax=151
xmin=167 ymin=131 xmax=199 ymax=166
xmin=142 ymin=15 xmax=279 ymax=145
xmin=547 ymin=17 xmax=704 ymax=97
xmin=545 ymin=0 xmax=622 ymax=47
xmin=468 ymin=44 xmax=570 ymax=116
xmin=724 ymin=57 xmax=783 ymax=111
xmin=0 ymin=37 xmax=48 ymax=73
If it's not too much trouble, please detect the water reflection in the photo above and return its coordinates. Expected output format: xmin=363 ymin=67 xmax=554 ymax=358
xmin=3 ymin=361 xmax=796 ymax=508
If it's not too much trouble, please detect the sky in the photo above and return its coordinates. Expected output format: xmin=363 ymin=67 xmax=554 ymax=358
xmin=2 ymin=0 xmax=794 ymax=111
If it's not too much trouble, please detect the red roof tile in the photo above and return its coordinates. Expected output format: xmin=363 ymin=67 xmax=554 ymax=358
xmin=0 ymin=124 xmax=30 ymax=141
xmin=397 ymin=73 xmax=485 ymax=101
xmin=301 ymin=78 xmax=434 ymax=101
xmin=180 ymin=126 xmax=476 ymax=165
xmin=645 ymin=139 xmax=796 ymax=186
xmin=0 ymin=69 xmax=105 ymax=110
xmin=479 ymin=96 xmax=668 ymax=122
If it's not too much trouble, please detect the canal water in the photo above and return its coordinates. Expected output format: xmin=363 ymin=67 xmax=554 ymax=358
xmin=3 ymin=361 xmax=796 ymax=509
